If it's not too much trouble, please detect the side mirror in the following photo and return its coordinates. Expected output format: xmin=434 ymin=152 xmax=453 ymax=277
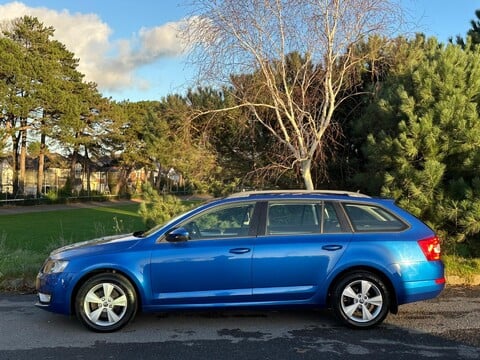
xmin=133 ymin=230 xmax=146 ymax=237
xmin=166 ymin=227 xmax=190 ymax=242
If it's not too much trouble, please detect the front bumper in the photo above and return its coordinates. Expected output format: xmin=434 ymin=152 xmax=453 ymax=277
xmin=35 ymin=271 xmax=75 ymax=315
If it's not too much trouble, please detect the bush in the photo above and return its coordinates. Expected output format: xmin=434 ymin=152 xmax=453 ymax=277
xmin=44 ymin=189 xmax=59 ymax=203
xmin=138 ymin=183 xmax=193 ymax=228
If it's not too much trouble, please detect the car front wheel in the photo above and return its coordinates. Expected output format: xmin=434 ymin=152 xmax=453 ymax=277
xmin=331 ymin=272 xmax=389 ymax=328
xmin=75 ymin=273 xmax=137 ymax=332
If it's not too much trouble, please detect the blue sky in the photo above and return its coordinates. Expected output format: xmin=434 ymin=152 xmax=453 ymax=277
xmin=0 ymin=0 xmax=479 ymax=102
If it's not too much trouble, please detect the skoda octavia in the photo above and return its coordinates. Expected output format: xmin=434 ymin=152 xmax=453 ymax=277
xmin=36 ymin=190 xmax=445 ymax=332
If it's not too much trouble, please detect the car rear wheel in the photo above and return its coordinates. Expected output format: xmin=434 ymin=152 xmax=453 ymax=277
xmin=75 ymin=273 xmax=137 ymax=332
xmin=331 ymin=271 xmax=389 ymax=328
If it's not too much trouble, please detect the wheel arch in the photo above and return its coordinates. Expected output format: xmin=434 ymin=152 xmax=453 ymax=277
xmin=70 ymin=268 xmax=143 ymax=315
xmin=326 ymin=266 xmax=398 ymax=314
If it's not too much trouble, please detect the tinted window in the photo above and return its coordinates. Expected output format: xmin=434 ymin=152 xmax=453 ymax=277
xmin=343 ymin=203 xmax=407 ymax=232
xmin=183 ymin=203 xmax=254 ymax=239
xmin=322 ymin=202 xmax=343 ymax=233
xmin=267 ymin=203 xmax=321 ymax=235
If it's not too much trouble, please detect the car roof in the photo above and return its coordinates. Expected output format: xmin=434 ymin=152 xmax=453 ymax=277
xmin=227 ymin=190 xmax=371 ymax=199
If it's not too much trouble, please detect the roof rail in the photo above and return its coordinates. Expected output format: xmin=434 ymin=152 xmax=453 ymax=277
xmin=227 ymin=190 xmax=370 ymax=198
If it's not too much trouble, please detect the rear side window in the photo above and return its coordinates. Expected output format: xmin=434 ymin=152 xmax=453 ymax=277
xmin=343 ymin=203 xmax=407 ymax=232
xmin=322 ymin=202 xmax=343 ymax=233
xmin=267 ymin=203 xmax=321 ymax=235
xmin=265 ymin=201 xmax=348 ymax=235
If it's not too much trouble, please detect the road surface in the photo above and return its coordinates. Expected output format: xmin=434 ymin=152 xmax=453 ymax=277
xmin=0 ymin=286 xmax=479 ymax=359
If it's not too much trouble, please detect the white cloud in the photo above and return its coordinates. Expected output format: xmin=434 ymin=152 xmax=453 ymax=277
xmin=0 ymin=1 xmax=186 ymax=94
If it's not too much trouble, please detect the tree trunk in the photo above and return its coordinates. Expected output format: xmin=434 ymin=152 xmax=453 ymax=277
xmin=84 ymin=147 xmax=91 ymax=195
xmin=70 ymin=146 xmax=79 ymax=194
xmin=37 ymin=132 xmax=46 ymax=196
xmin=114 ymin=167 xmax=130 ymax=195
xmin=155 ymin=162 xmax=162 ymax=190
xmin=19 ymin=124 xmax=27 ymax=196
xmin=301 ymin=158 xmax=314 ymax=190
xmin=11 ymin=132 xmax=19 ymax=196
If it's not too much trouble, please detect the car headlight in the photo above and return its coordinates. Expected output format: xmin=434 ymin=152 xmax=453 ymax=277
xmin=42 ymin=259 xmax=69 ymax=274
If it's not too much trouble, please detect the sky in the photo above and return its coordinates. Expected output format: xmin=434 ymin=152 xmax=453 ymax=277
xmin=0 ymin=0 xmax=479 ymax=102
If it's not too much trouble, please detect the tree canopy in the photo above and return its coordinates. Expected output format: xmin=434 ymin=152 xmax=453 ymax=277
xmin=185 ymin=0 xmax=402 ymax=189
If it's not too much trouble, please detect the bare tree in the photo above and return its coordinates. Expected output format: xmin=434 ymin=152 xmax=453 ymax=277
xmin=184 ymin=0 xmax=402 ymax=189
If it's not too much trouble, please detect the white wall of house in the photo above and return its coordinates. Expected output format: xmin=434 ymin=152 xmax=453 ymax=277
xmin=0 ymin=160 xmax=13 ymax=194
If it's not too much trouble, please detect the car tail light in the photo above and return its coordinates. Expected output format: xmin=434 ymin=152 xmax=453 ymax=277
xmin=418 ymin=236 xmax=441 ymax=261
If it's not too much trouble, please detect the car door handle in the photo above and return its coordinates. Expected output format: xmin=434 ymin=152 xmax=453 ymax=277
xmin=322 ymin=245 xmax=343 ymax=251
xmin=229 ymin=248 xmax=251 ymax=254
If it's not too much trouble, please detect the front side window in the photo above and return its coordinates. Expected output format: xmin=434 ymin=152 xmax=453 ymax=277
xmin=343 ymin=203 xmax=407 ymax=232
xmin=183 ymin=203 xmax=255 ymax=239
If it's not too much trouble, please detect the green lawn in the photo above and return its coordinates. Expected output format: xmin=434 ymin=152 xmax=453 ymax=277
xmin=0 ymin=203 xmax=146 ymax=288
xmin=0 ymin=203 xmax=145 ymax=252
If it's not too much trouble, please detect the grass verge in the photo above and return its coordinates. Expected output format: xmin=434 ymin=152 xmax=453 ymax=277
xmin=443 ymin=255 xmax=480 ymax=283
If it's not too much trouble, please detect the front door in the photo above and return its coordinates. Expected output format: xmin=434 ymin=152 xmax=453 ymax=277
xmin=150 ymin=202 xmax=256 ymax=305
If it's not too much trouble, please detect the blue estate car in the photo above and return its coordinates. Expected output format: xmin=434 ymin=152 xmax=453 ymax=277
xmin=36 ymin=190 xmax=445 ymax=332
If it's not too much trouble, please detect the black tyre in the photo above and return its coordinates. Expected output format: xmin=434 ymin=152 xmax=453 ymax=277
xmin=75 ymin=273 xmax=137 ymax=332
xmin=331 ymin=271 xmax=390 ymax=329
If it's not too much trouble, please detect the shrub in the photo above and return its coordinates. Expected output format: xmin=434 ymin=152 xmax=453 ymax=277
xmin=138 ymin=183 xmax=192 ymax=228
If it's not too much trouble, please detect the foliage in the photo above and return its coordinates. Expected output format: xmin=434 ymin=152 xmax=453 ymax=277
xmin=454 ymin=9 xmax=480 ymax=48
xmin=138 ymin=183 xmax=193 ymax=228
xmin=352 ymin=35 xmax=480 ymax=253
xmin=112 ymin=94 xmax=236 ymax=195
xmin=183 ymin=88 xmax=249 ymax=187
xmin=0 ymin=16 xmax=107 ymax=196
xmin=44 ymin=189 xmax=59 ymax=202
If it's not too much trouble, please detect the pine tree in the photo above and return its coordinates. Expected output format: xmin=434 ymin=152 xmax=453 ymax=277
xmin=455 ymin=9 xmax=480 ymax=49
xmin=467 ymin=10 xmax=480 ymax=45
xmin=0 ymin=16 xmax=100 ymax=196
xmin=356 ymin=36 xmax=480 ymax=254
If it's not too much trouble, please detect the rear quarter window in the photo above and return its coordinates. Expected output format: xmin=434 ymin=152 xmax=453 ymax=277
xmin=343 ymin=203 xmax=408 ymax=232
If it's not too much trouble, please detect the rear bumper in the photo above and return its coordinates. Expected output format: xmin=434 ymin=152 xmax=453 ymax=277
xmin=400 ymin=278 xmax=445 ymax=304
xmin=395 ymin=260 xmax=445 ymax=304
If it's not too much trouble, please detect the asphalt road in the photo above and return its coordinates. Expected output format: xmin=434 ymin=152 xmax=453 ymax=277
xmin=0 ymin=286 xmax=479 ymax=360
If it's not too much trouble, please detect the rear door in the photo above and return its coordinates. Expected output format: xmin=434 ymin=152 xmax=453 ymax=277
xmin=251 ymin=200 xmax=352 ymax=302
